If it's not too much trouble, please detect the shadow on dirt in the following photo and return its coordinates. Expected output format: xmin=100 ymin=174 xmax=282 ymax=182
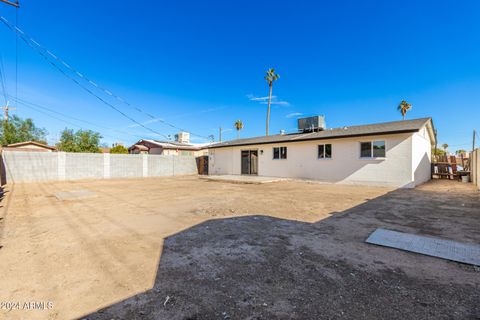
xmin=82 ymin=185 xmax=480 ymax=320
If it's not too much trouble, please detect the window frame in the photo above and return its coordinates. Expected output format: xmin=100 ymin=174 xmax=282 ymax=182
xmin=317 ymin=143 xmax=333 ymax=159
xmin=359 ymin=140 xmax=386 ymax=159
xmin=273 ymin=146 xmax=287 ymax=160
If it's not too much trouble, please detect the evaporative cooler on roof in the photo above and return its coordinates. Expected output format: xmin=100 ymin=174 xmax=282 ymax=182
xmin=297 ymin=116 xmax=326 ymax=132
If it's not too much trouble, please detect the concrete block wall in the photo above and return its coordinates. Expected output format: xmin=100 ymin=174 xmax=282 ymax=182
xmin=65 ymin=152 xmax=104 ymax=180
xmin=1 ymin=151 xmax=198 ymax=183
xmin=2 ymin=151 xmax=59 ymax=182
xmin=110 ymin=154 xmax=144 ymax=178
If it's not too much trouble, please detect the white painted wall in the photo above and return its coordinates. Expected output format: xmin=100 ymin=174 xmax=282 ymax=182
xmin=209 ymin=132 xmax=432 ymax=188
xmin=411 ymin=127 xmax=432 ymax=186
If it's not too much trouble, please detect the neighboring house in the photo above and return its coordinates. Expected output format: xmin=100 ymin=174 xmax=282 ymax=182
xmin=208 ymin=117 xmax=436 ymax=188
xmin=128 ymin=140 xmax=208 ymax=156
xmin=2 ymin=141 xmax=57 ymax=152
xmin=129 ymin=131 xmax=210 ymax=156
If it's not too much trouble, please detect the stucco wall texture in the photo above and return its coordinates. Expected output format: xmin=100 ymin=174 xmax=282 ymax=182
xmin=1 ymin=151 xmax=198 ymax=183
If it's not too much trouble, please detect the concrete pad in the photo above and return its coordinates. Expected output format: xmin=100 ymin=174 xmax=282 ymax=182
xmin=54 ymin=189 xmax=97 ymax=201
xmin=366 ymin=228 xmax=480 ymax=266
xmin=201 ymin=175 xmax=288 ymax=184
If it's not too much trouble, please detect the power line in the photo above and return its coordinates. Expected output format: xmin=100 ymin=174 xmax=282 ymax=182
xmin=15 ymin=99 xmax=128 ymax=142
xmin=11 ymin=96 xmax=147 ymax=140
xmin=0 ymin=16 xmax=210 ymax=140
xmin=14 ymin=5 xmax=18 ymax=110
xmin=0 ymin=0 xmax=19 ymax=8
xmin=0 ymin=55 xmax=8 ymax=104
xmin=0 ymin=16 xmax=171 ymax=139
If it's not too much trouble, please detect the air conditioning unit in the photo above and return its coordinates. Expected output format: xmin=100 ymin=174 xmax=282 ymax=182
xmin=175 ymin=131 xmax=190 ymax=144
xmin=297 ymin=116 xmax=326 ymax=132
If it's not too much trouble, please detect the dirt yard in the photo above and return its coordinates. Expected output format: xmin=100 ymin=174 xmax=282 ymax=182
xmin=0 ymin=177 xmax=478 ymax=319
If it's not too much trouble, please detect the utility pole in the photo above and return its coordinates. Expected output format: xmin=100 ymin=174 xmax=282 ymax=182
xmin=1 ymin=0 xmax=20 ymax=121
xmin=0 ymin=0 xmax=19 ymax=7
xmin=2 ymin=101 xmax=15 ymax=123
xmin=473 ymin=129 xmax=477 ymax=152
xmin=219 ymin=127 xmax=222 ymax=142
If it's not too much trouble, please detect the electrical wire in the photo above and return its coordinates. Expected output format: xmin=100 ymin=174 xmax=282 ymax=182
xmin=0 ymin=55 xmax=8 ymax=104
xmin=14 ymin=6 xmax=18 ymax=109
xmin=11 ymin=96 xmax=147 ymax=140
xmin=16 ymin=99 xmax=128 ymax=142
xmin=0 ymin=16 xmax=210 ymax=140
xmin=0 ymin=16 xmax=172 ymax=139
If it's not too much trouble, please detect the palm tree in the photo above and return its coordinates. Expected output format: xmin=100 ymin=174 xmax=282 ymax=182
xmin=264 ymin=68 xmax=280 ymax=136
xmin=397 ymin=100 xmax=412 ymax=120
xmin=234 ymin=119 xmax=244 ymax=139
xmin=442 ymin=143 xmax=449 ymax=152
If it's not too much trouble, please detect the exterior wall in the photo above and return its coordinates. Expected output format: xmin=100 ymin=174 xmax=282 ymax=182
xmin=149 ymin=147 xmax=164 ymax=155
xmin=411 ymin=127 xmax=432 ymax=186
xmin=209 ymin=133 xmax=421 ymax=188
xmin=162 ymin=149 xmax=206 ymax=156
xmin=1 ymin=151 xmax=198 ymax=183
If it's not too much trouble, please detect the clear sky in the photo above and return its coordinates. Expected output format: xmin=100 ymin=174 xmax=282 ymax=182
xmin=0 ymin=0 xmax=479 ymax=150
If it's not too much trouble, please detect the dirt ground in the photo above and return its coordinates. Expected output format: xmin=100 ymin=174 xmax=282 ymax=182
xmin=0 ymin=176 xmax=478 ymax=320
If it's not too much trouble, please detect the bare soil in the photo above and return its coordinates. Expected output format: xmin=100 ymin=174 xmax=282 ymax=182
xmin=0 ymin=177 xmax=478 ymax=319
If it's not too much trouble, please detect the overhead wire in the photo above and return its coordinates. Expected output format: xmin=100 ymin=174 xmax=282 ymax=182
xmin=11 ymin=96 xmax=146 ymax=140
xmin=16 ymin=99 xmax=129 ymax=142
xmin=0 ymin=16 xmax=171 ymax=139
xmin=14 ymin=6 xmax=18 ymax=108
xmin=0 ymin=16 xmax=210 ymax=140
xmin=0 ymin=55 xmax=8 ymax=104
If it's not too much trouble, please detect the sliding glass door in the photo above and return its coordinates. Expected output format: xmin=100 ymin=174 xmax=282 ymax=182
xmin=241 ymin=150 xmax=258 ymax=175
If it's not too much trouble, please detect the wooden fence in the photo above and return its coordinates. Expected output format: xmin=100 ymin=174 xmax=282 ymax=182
xmin=431 ymin=154 xmax=470 ymax=180
xmin=472 ymin=149 xmax=479 ymax=189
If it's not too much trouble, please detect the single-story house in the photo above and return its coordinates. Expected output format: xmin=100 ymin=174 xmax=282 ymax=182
xmin=128 ymin=139 xmax=208 ymax=156
xmin=2 ymin=141 xmax=57 ymax=152
xmin=208 ymin=117 xmax=436 ymax=188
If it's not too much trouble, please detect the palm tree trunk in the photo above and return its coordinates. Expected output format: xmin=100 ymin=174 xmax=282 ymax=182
xmin=237 ymin=130 xmax=239 ymax=139
xmin=266 ymin=83 xmax=272 ymax=136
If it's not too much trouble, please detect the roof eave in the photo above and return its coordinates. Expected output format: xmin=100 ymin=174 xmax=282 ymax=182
xmin=208 ymin=129 xmax=421 ymax=149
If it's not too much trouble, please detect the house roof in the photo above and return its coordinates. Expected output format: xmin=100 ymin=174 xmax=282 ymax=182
xmin=209 ymin=118 xmax=435 ymax=149
xmin=5 ymin=140 xmax=57 ymax=150
xmin=128 ymin=139 xmax=204 ymax=151
xmin=130 ymin=144 xmax=149 ymax=151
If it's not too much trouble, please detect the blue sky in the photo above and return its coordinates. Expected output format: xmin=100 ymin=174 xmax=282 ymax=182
xmin=0 ymin=0 xmax=479 ymax=150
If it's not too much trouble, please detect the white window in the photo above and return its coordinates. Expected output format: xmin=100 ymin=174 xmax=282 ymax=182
xmin=360 ymin=140 xmax=386 ymax=158
xmin=318 ymin=144 xmax=332 ymax=159
xmin=273 ymin=147 xmax=287 ymax=159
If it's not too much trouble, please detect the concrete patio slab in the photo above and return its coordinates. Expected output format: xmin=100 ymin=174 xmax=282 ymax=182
xmin=200 ymin=174 xmax=288 ymax=184
xmin=366 ymin=228 xmax=480 ymax=266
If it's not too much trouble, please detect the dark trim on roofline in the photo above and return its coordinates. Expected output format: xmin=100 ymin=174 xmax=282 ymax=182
xmin=208 ymin=129 xmax=420 ymax=149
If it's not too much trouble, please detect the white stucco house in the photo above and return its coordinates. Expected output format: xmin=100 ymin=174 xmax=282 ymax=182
xmin=208 ymin=118 xmax=436 ymax=188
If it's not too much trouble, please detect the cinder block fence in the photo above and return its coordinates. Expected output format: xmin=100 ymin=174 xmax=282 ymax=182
xmin=1 ymin=151 xmax=198 ymax=183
